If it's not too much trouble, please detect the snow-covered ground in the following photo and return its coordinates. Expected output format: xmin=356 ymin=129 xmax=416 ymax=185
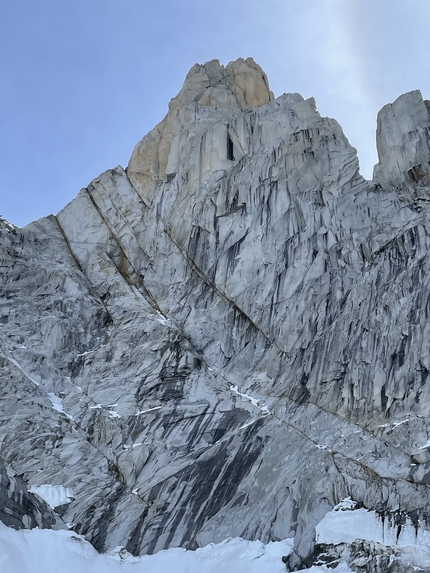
xmin=0 ymin=523 xmax=352 ymax=573
xmin=5 ymin=496 xmax=430 ymax=571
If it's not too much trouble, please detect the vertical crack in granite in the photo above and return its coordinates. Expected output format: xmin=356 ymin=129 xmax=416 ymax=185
xmin=84 ymin=184 xmax=163 ymax=314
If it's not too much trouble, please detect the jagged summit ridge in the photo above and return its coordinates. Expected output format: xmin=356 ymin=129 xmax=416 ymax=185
xmin=172 ymin=57 xmax=274 ymax=111
xmin=2 ymin=59 xmax=430 ymax=572
xmin=127 ymin=57 xmax=275 ymax=202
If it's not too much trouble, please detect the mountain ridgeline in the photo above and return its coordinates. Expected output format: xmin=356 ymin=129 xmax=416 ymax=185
xmin=2 ymin=58 xmax=430 ymax=572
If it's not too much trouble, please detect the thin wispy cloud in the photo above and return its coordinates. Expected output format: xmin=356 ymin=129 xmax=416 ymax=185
xmin=291 ymin=1 xmax=378 ymax=178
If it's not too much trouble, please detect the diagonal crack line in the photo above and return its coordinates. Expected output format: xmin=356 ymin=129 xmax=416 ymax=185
xmin=85 ymin=187 xmax=163 ymax=314
xmin=163 ymin=225 xmax=288 ymax=357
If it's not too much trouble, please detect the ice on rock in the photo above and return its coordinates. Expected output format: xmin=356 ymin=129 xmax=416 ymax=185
xmin=47 ymin=393 xmax=74 ymax=421
xmin=28 ymin=485 xmax=74 ymax=509
xmin=313 ymin=502 xmax=430 ymax=571
xmin=332 ymin=498 xmax=357 ymax=511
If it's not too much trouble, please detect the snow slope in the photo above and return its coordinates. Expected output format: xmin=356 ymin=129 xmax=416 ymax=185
xmin=0 ymin=523 xmax=353 ymax=573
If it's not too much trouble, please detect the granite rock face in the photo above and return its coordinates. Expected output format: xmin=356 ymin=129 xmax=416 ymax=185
xmin=374 ymin=89 xmax=430 ymax=198
xmin=0 ymin=458 xmax=63 ymax=530
xmin=2 ymin=58 xmax=430 ymax=571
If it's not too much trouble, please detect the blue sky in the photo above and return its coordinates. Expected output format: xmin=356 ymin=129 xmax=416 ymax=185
xmin=2 ymin=0 xmax=430 ymax=226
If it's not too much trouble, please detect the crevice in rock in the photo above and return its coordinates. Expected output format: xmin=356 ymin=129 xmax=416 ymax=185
xmin=54 ymin=215 xmax=115 ymax=326
xmin=84 ymin=187 xmax=163 ymax=315
xmin=163 ymin=225 xmax=287 ymax=356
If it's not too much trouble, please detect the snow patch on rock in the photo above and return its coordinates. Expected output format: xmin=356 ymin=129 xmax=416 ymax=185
xmin=316 ymin=502 xmax=430 ymax=556
xmin=28 ymin=485 xmax=74 ymax=509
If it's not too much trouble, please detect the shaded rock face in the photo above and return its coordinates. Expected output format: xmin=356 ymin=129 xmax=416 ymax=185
xmin=0 ymin=458 xmax=63 ymax=530
xmin=2 ymin=58 xmax=430 ymax=570
xmin=310 ymin=540 xmax=428 ymax=573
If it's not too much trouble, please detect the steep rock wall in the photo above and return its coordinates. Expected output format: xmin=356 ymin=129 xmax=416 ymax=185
xmin=2 ymin=59 xmax=430 ymax=570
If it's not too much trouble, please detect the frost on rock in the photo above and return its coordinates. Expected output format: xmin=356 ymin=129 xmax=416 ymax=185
xmin=29 ymin=485 xmax=74 ymax=509
xmin=2 ymin=58 xmax=430 ymax=572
